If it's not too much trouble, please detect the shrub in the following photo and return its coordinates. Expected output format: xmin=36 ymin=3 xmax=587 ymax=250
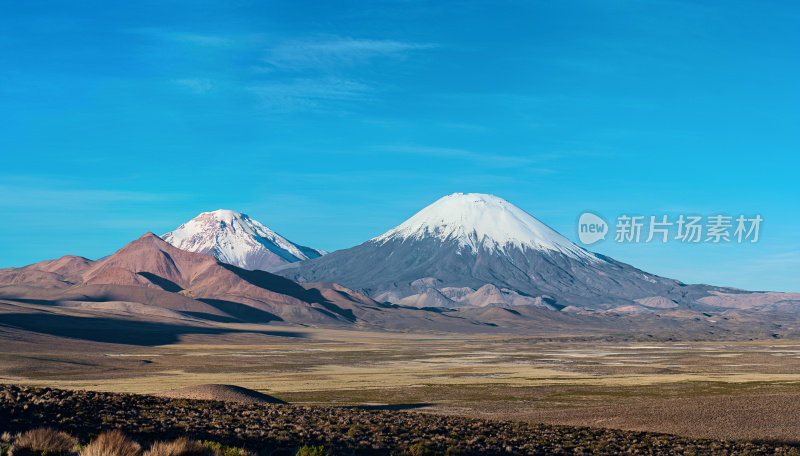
xmin=1 ymin=433 xmax=11 ymax=456
xmin=10 ymin=428 xmax=77 ymax=456
xmin=80 ymin=430 xmax=141 ymax=456
xmin=398 ymin=442 xmax=441 ymax=456
xmin=197 ymin=442 xmax=248 ymax=456
xmin=144 ymin=439 xmax=213 ymax=456
xmin=295 ymin=446 xmax=331 ymax=456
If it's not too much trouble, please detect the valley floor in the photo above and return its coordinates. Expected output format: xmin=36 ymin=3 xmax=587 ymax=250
xmin=4 ymin=307 xmax=800 ymax=444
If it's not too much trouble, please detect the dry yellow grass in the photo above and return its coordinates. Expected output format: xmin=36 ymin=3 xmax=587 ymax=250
xmin=143 ymin=439 xmax=213 ymax=456
xmin=81 ymin=430 xmax=141 ymax=456
xmin=10 ymin=428 xmax=76 ymax=456
xmin=17 ymin=354 xmax=800 ymax=395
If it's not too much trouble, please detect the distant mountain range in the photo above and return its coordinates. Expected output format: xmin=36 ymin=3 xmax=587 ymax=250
xmin=0 ymin=232 xmax=582 ymax=333
xmin=162 ymin=209 xmax=324 ymax=271
xmin=1 ymin=193 xmax=799 ymax=343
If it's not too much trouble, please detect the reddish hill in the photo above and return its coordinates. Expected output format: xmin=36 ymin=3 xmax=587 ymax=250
xmin=0 ymin=255 xmax=94 ymax=288
xmin=0 ymin=233 xmax=380 ymax=325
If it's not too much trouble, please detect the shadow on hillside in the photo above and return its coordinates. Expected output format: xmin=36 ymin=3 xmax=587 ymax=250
xmin=221 ymin=265 xmax=356 ymax=322
xmin=220 ymin=264 xmax=319 ymax=301
xmin=136 ymin=272 xmax=183 ymax=293
xmin=196 ymin=298 xmax=284 ymax=323
xmin=0 ymin=312 xmax=305 ymax=345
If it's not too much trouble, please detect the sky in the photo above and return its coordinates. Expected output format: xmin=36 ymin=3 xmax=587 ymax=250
xmin=1 ymin=0 xmax=798 ymax=292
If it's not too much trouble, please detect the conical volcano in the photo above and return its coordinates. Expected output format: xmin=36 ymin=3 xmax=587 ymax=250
xmin=276 ymin=193 xmax=718 ymax=309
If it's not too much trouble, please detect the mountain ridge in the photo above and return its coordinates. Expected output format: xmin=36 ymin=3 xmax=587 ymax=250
xmin=0 ymin=232 xmax=377 ymax=325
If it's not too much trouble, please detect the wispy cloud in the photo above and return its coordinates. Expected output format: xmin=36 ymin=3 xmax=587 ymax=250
xmin=373 ymin=145 xmax=557 ymax=171
xmin=748 ymin=251 xmax=800 ymax=269
xmin=174 ymin=78 xmax=214 ymax=94
xmin=169 ymin=33 xmax=234 ymax=47
xmin=248 ymin=36 xmax=435 ymax=112
xmin=248 ymin=77 xmax=371 ymax=113
xmin=130 ymin=31 xmax=436 ymax=113
xmin=264 ymin=37 xmax=436 ymax=71
xmin=0 ymin=187 xmax=168 ymax=209
xmin=0 ymin=177 xmax=182 ymax=210
xmin=129 ymin=28 xmax=235 ymax=47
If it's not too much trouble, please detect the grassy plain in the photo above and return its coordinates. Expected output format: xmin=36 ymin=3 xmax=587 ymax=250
xmin=4 ymin=322 xmax=800 ymax=442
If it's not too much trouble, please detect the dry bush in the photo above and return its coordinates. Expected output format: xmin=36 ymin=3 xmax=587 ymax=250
xmin=294 ymin=446 xmax=331 ymax=456
xmin=10 ymin=428 xmax=76 ymax=456
xmin=196 ymin=441 xmax=248 ymax=456
xmin=144 ymin=439 xmax=214 ymax=456
xmin=80 ymin=430 xmax=141 ymax=456
xmin=2 ymin=432 xmax=11 ymax=456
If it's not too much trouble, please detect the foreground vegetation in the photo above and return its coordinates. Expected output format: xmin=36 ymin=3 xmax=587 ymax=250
xmin=0 ymin=427 xmax=269 ymax=456
xmin=2 ymin=384 xmax=800 ymax=455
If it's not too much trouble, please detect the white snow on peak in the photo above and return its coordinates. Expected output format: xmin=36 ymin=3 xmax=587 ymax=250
xmin=162 ymin=209 xmax=324 ymax=270
xmin=373 ymin=193 xmax=596 ymax=260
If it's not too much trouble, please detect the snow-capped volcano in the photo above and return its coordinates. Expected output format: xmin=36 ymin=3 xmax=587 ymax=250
xmin=162 ymin=209 xmax=324 ymax=271
xmin=276 ymin=193 xmax=716 ymax=310
xmin=374 ymin=193 xmax=594 ymax=260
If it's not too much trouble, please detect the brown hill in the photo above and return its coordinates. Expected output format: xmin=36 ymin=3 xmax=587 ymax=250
xmin=0 ymin=255 xmax=94 ymax=288
xmin=82 ymin=234 xmax=338 ymax=308
xmin=159 ymin=384 xmax=286 ymax=404
xmin=0 ymin=233 xmax=381 ymax=326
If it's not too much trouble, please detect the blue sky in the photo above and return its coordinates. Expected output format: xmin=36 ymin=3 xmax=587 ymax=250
xmin=1 ymin=0 xmax=798 ymax=292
